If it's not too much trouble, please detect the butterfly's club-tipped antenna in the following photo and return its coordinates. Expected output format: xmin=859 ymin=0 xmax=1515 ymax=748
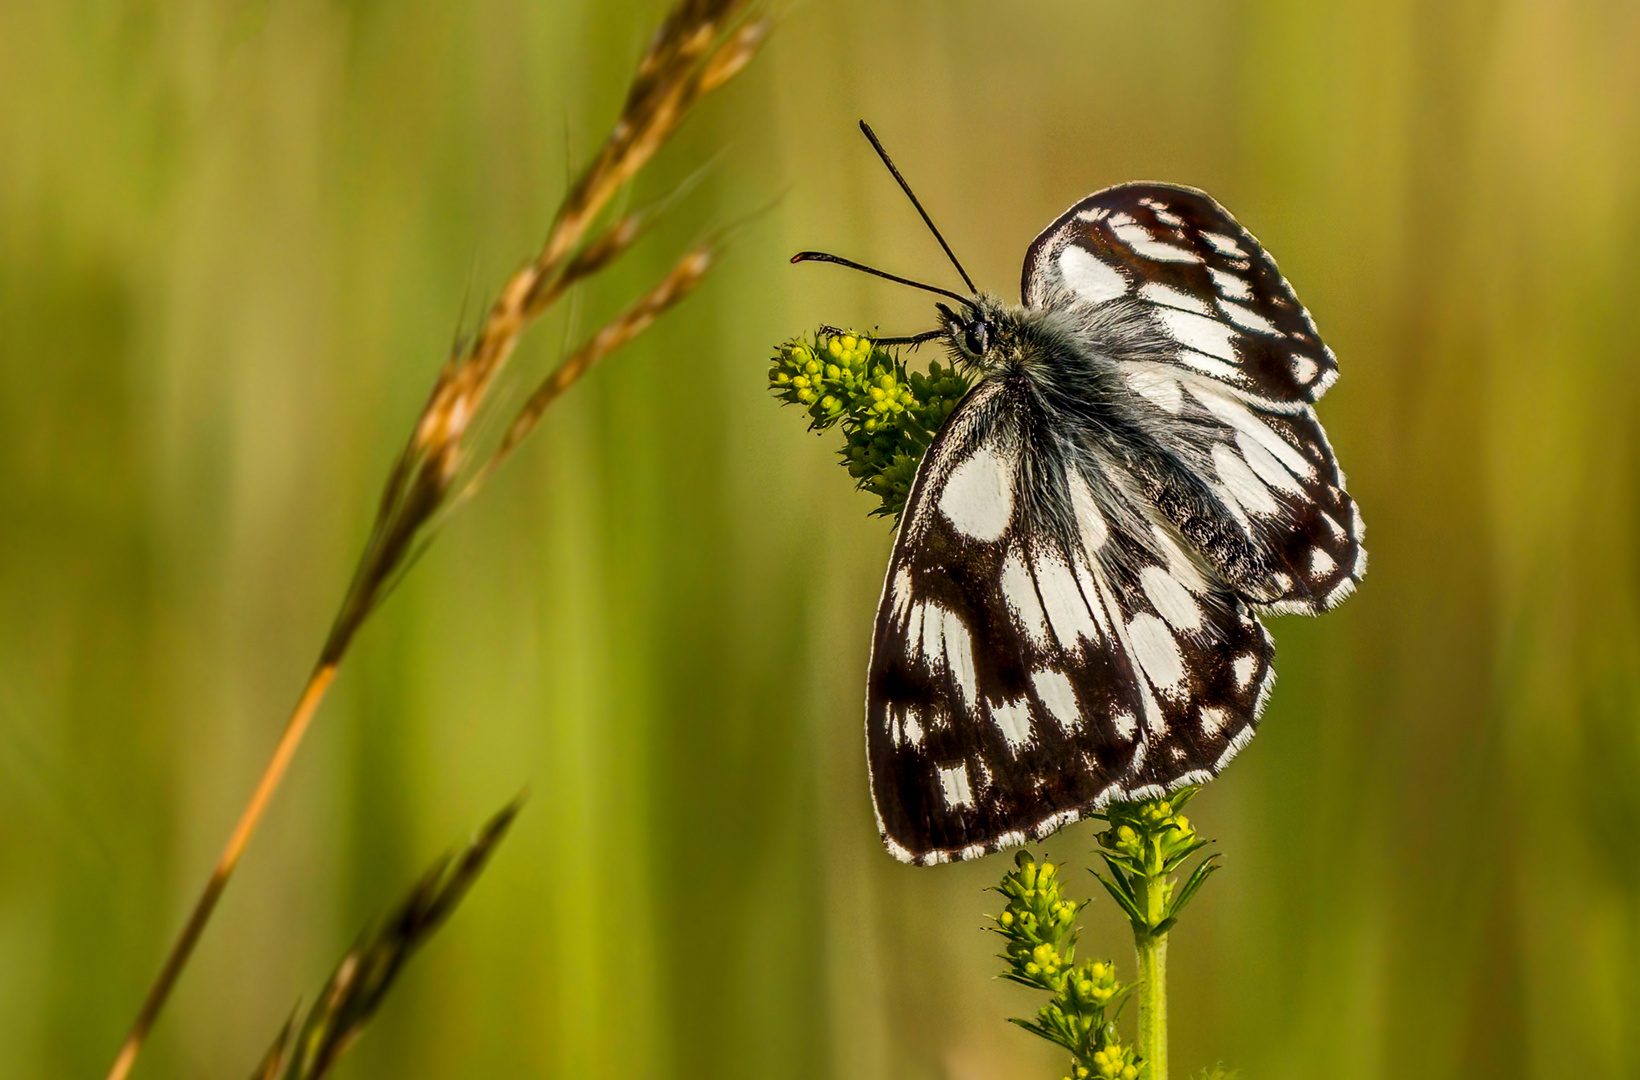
xmin=790 ymin=251 xmax=974 ymax=308
xmin=858 ymin=120 xmax=978 ymax=295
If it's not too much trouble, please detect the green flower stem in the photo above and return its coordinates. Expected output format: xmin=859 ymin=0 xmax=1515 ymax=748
xmin=1135 ymin=893 xmax=1168 ymax=1080
xmin=1094 ymin=791 xmax=1219 ymax=1080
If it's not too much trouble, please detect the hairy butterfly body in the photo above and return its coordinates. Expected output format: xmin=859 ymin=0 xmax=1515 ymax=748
xmin=851 ymin=181 xmax=1365 ymax=865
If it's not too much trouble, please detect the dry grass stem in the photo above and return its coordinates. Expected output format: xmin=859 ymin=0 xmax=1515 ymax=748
xmin=250 ymin=799 xmax=522 ymax=1080
xmin=106 ymin=2 xmax=766 ymax=1076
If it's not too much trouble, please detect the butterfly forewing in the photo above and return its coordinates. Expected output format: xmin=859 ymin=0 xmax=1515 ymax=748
xmin=867 ymin=372 xmax=1274 ymax=865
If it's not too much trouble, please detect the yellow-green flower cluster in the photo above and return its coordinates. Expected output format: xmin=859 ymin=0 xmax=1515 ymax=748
xmin=993 ymin=852 xmax=1137 ymax=1078
xmin=768 ymin=331 xmax=970 ymax=519
xmin=994 ymin=851 xmax=1084 ymax=990
xmin=1081 ymin=1043 xmax=1142 ymax=1080
xmin=1095 ymin=787 xmax=1219 ymax=938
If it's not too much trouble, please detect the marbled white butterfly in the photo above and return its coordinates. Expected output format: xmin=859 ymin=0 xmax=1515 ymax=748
xmin=797 ymin=124 xmax=1365 ymax=865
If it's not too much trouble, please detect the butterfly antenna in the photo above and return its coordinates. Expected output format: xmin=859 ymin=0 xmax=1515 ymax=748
xmin=858 ymin=120 xmax=978 ymax=295
xmin=790 ymin=251 xmax=973 ymax=306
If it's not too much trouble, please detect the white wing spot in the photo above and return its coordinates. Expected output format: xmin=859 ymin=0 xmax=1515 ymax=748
xmin=1058 ymin=245 xmax=1129 ymax=305
xmin=1190 ymin=386 xmax=1320 ymax=482
xmin=1138 ymin=682 xmax=1167 ymax=734
xmin=1292 ymin=355 xmax=1319 ymax=384
xmin=1001 ymin=548 xmax=1051 ymax=648
xmin=1032 ymin=669 xmax=1082 ymax=733
xmin=1219 ymin=299 xmax=1279 ymax=335
xmin=1066 ymin=469 xmax=1111 ymax=554
xmin=1156 ymin=307 xmax=1239 ymax=362
xmin=1208 ymin=266 xmax=1253 ymax=300
xmin=1201 ymin=231 xmax=1244 ymax=256
xmin=889 ymin=567 xmax=912 ymax=621
xmin=1214 ymin=443 xmax=1282 ymax=517
xmin=904 ymin=706 xmax=925 ymax=748
xmin=940 ymin=445 xmax=1015 ymax=542
xmin=1151 ymin=525 xmax=1211 ymax=595
xmin=1112 ymin=222 xmax=1203 ymax=263
xmin=1200 ymin=706 xmax=1230 ymax=734
xmin=1036 ymin=548 xmax=1099 ymax=647
xmin=1127 ymin=614 xmax=1186 ymax=695
xmin=1154 ymin=208 xmax=1185 ymax=227
xmin=1233 ymin=652 xmax=1259 ymax=691
xmin=1128 ymin=369 xmax=1184 ymax=413
xmin=1310 ymin=548 xmax=1338 ymax=577
xmin=942 ymin=608 xmax=978 ymax=714
xmin=1112 ymin=710 xmax=1138 ymax=739
xmin=1109 ymin=212 xmax=1136 ymax=227
xmin=991 ymin=697 xmax=1034 ymax=753
xmin=1139 ymin=566 xmax=1203 ymax=632
xmin=917 ymin=602 xmax=945 ymax=666
xmin=1140 ymin=281 xmax=1213 ymax=316
xmin=1236 ymin=430 xmax=1305 ymax=496
xmin=938 ymin=764 xmax=974 ymax=809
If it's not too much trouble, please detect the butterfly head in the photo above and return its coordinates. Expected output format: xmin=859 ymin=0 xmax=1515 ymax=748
xmin=937 ymin=294 xmax=1020 ymax=372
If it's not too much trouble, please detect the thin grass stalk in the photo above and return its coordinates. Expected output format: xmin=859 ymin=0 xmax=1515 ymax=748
xmin=104 ymin=3 xmax=766 ymax=1076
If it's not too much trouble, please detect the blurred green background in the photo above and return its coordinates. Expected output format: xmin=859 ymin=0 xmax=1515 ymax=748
xmin=4 ymin=1 xmax=1639 ymax=1077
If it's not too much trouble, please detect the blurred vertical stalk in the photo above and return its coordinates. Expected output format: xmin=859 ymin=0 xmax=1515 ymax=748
xmin=104 ymin=4 xmax=767 ymax=1077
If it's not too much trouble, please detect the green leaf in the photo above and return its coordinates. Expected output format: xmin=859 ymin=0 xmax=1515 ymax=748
xmin=1166 ymin=854 xmax=1222 ymax=923
xmin=1160 ymin=836 xmax=1211 ymax=874
xmin=1168 ymin=785 xmax=1202 ymax=812
xmin=1094 ymin=872 xmax=1149 ymax=930
xmin=1099 ymin=853 xmax=1142 ymax=895
xmin=1009 ymin=1016 xmax=1078 ymax=1053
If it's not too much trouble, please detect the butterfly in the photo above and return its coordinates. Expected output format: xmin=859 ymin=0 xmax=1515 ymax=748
xmin=796 ymin=124 xmax=1365 ymax=865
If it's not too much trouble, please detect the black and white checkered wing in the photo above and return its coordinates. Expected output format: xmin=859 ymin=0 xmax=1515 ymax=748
xmin=1023 ymin=183 xmax=1365 ymax=613
xmin=867 ymin=376 xmax=1274 ymax=865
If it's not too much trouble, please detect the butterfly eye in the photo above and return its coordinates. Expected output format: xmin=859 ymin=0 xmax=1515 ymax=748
xmin=963 ymin=321 xmax=991 ymax=356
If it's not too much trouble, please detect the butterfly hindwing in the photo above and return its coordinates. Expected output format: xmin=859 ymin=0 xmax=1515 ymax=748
xmin=866 ymin=371 xmax=1275 ymax=865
